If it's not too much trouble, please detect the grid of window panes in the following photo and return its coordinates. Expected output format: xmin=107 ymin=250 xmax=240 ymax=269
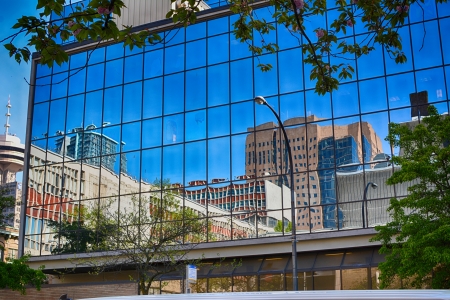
xmin=25 ymin=0 xmax=450 ymax=256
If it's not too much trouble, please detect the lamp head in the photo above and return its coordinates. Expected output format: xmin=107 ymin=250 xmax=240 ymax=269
xmin=371 ymin=182 xmax=378 ymax=189
xmin=254 ymin=96 xmax=267 ymax=105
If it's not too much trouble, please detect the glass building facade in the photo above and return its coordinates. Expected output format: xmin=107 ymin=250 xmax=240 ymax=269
xmin=21 ymin=0 xmax=450 ymax=292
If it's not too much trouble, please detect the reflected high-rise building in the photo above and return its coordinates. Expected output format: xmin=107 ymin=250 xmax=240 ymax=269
xmin=55 ymin=124 xmax=127 ymax=173
xmin=0 ymin=97 xmax=24 ymax=229
xmin=246 ymin=115 xmax=382 ymax=231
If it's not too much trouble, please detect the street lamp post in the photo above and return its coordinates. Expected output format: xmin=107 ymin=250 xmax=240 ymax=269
xmin=362 ymin=182 xmax=378 ymax=228
xmin=254 ymin=96 xmax=298 ymax=291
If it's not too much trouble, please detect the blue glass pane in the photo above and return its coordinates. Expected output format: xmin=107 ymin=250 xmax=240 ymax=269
xmin=186 ymin=110 xmax=206 ymax=141
xmin=208 ymin=105 xmax=230 ymax=138
xmin=106 ymin=43 xmax=124 ymax=60
xmin=231 ymin=134 xmax=248 ymax=179
xmin=411 ymin=21 xmax=442 ymax=70
xmin=303 ymin=13 xmax=326 ymax=38
xmin=53 ymin=61 xmax=69 ymax=74
xmin=123 ymin=82 xmax=143 ymax=123
xmin=36 ymin=63 xmax=52 ymax=78
xmin=143 ymin=78 xmax=163 ymax=118
xmin=277 ymin=22 xmax=301 ymax=50
xmin=34 ymin=76 xmax=51 ymax=103
xmin=164 ymin=73 xmax=184 ymax=114
xmin=208 ymin=137 xmax=230 ymax=182
xmin=440 ymin=18 xmax=450 ymax=65
xmin=186 ymin=39 xmax=206 ymax=69
xmin=68 ymin=68 xmax=86 ymax=96
xmin=185 ymin=141 xmax=206 ymax=183
xmin=105 ymin=59 xmax=123 ymax=87
xmin=446 ymin=66 xmax=450 ymax=98
xmin=163 ymin=113 xmax=184 ymax=145
xmin=125 ymin=44 xmax=143 ymax=56
xmin=356 ymin=36 xmax=384 ymax=80
xmin=102 ymin=125 xmax=121 ymax=154
xmin=88 ymin=47 xmax=105 ymax=65
xmin=280 ymin=92 xmax=305 ymax=123
xmin=186 ymin=68 xmax=206 ymax=111
xmin=122 ymin=151 xmax=141 ymax=181
xmin=165 ymin=44 xmax=185 ymax=74
xmin=163 ymin=144 xmax=183 ymax=185
xmin=305 ymin=90 xmax=332 ymax=119
xmin=253 ymin=26 xmax=277 ymax=52
xmin=208 ymin=16 xmax=229 ymax=36
xmin=104 ymin=86 xmax=122 ymax=125
xmin=409 ymin=0 xmax=437 ymax=23
xmin=231 ymin=101 xmax=254 ymax=134
xmin=121 ymin=121 xmax=141 ymax=152
xmin=330 ymin=37 xmax=355 ymax=84
xmin=208 ymin=34 xmax=229 ymax=65
xmin=254 ymin=54 xmax=278 ymax=97
xmin=230 ymin=58 xmax=253 ymax=102
xmin=124 ymin=54 xmax=143 ymax=83
xmin=70 ymin=52 xmax=87 ymax=70
xmin=255 ymin=95 xmax=278 ymax=126
xmin=86 ymin=63 xmax=104 ymax=92
xmin=51 ymin=72 xmax=68 ymax=99
xmin=141 ymin=148 xmax=161 ymax=184
xmin=230 ymin=34 xmax=251 ymax=60
xmin=387 ymin=72 xmax=415 ymax=109
xmin=279 ymin=48 xmax=303 ymax=93
xmin=165 ymin=27 xmax=185 ymax=46
xmin=48 ymin=99 xmax=66 ymax=137
xmin=32 ymin=102 xmax=49 ymax=139
xmin=142 ymin=118 xmax=162 ymax=148
xmin=332 ymin=82 xmax=359 ymax=118
xmin=186 ymin=22 xmax=206 ymax=41
xmin=208 ymin=63 xmax=229 ymax=106
xmin=385 ymin=26 xmax=413 ymax=75
xmin=359 ymin=78 xmax=388 ymax=113
xmin=415 ymin=67 xmax=447 ymax=103
xmin=66 ymin=95 xmax=84 ymax=131
xmin=85 ymin=90 xmax=103 ymax=127
xmin=254 ymin=6 xmax=275 ymax=22
xmin=144 ymin=49 xmax=163 ymax=79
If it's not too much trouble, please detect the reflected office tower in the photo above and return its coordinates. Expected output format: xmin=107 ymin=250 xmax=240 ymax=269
xmin=246 ymin=115 xmax=382 ymax=231
xmin=55 ymin=124 xmax=127 ymax=173
xmin=0 ymin=96 xmax=25 ymax=229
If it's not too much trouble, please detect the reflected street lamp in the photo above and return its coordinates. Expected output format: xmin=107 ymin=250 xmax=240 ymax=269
xmin=254 ymin=96 xmax=298 ymax=291
xmin=362 ymin=182 xmax=378 ymax=228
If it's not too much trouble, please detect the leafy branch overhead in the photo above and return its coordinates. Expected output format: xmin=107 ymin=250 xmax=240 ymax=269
xmin=3 ymin=0 xmax=445 ymax=94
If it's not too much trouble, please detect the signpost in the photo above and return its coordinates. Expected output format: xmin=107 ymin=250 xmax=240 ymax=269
xmin=185 ymin=264 xmax=197 ymax=293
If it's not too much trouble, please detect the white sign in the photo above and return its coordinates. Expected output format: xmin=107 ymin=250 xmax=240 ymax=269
xmin=187 ymin=264 xmax=197 ymax=283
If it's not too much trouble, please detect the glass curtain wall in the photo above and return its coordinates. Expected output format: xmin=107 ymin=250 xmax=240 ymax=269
xmin=25 ymin=0 xmax=450 ymax=256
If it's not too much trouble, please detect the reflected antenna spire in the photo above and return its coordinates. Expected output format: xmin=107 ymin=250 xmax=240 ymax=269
xmin=4 ymin=95 xmax=11 ymax=135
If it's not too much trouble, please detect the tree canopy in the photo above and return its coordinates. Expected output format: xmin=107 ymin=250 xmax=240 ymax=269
xmin=371 ymin=105 xmax=450 ymax=289
xmin=3 ymin=0 xmax=445 ymax=94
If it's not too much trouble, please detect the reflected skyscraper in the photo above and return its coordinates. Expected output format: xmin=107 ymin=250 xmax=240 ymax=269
xmin=245 ymin=116 xmax=382 ymax=231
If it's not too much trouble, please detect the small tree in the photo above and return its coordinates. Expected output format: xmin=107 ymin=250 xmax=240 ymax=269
xmin=0 ymin=191 xmax=46 ymax=294
xmin=371 ymin=105 xmax=450 ymax=289
xmin=0 ymin=255 xmax=46 ymax=295
xmin=54 ymin=183 xmax=207 ymax=295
